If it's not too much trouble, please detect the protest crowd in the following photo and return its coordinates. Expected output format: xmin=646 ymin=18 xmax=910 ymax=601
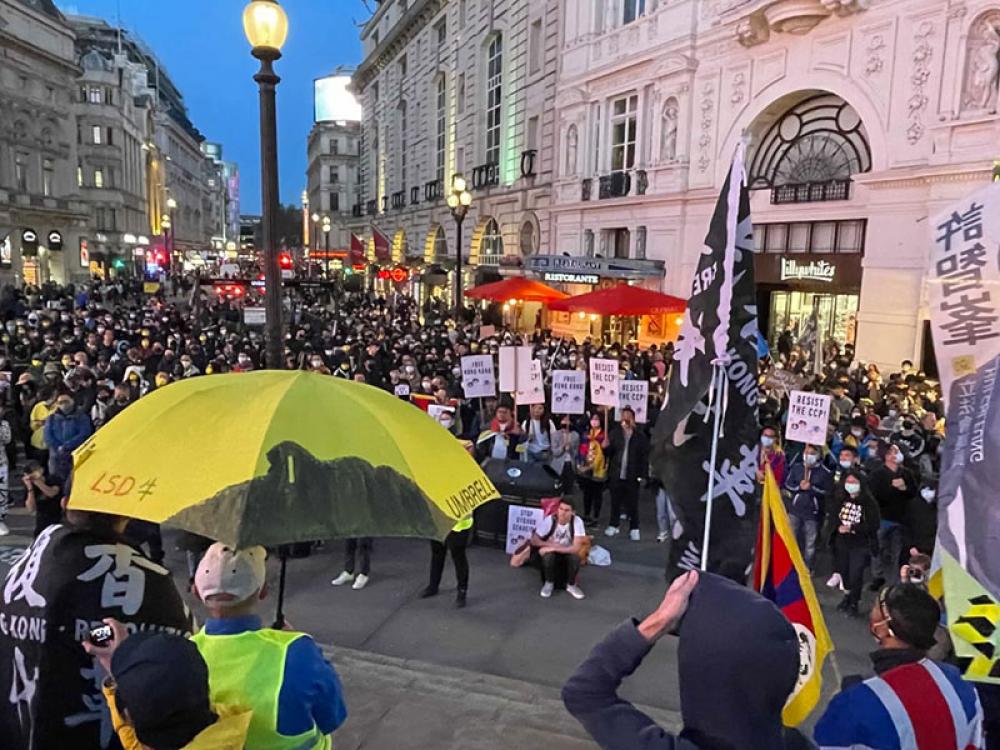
xmin=0 ymin=265 xmax=994 ymax=750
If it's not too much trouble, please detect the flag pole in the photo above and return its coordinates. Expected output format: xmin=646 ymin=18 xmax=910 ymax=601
xmin=700 ymin=361 xmax=726 ymax=570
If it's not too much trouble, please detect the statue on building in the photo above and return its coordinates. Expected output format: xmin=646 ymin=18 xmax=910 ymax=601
xmin=566 ymin=124 xmax=579 ymax=176
xmin=661 ymin=98 xmax=679 ymax=162
xmin=963 ymin=15 xmax=1000 ymax=113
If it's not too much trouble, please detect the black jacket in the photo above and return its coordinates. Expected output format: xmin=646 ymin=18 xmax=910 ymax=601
xmin=562 ymin=573 xmax=808 ymax=750
xmin=868 ymin=464 xmax=916 ymax=523
xmin=606 ymin=426 xmax=649 ymax=483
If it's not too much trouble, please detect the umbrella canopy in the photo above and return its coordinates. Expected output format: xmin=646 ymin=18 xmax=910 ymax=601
xmin=68 ymin=371 xmax=498 ymax=548
xmin=465 ymin=276 xmax=569 ymax=303
xmin=548 ymin=285 xmax=687 ymax=316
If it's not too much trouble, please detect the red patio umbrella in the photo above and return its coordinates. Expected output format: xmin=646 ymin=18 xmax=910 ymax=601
xmin=465 ymin=277 xmax=569 ymax=303
xmin=547 ymin=285 xmax=686 ymax=316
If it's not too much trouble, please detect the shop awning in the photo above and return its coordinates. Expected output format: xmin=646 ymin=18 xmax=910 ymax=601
xmin=548 ymin=285 xmax=686 ymax=316
xmin=465 ymin=277 xmax=569 ymax=303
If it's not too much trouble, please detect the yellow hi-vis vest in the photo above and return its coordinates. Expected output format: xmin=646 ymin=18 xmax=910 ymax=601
xmin=192 ymin=628 xmax=332 ymax=750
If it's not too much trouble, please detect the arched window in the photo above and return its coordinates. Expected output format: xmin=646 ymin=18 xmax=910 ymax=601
xmin=519 ymin=217 xmax=538 ymax=256
xmin=485 ymin=35 xmax=503 ymax=165
xmin=748 ymin=93 xmax=871 ymax=189
xmin=435 ymin=74 xmax=447 ymax=183
xmin=482 ymin=218 xmax=503 ymax=256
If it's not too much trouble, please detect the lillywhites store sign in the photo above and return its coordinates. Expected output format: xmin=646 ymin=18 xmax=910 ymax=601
xmin=780 ymin=258 xmax=836 ymax=283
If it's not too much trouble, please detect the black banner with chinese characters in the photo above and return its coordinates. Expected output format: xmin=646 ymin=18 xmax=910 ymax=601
xmin=651 ymin=150 xmax=760 ymax=580
xmin=0 ymin=525 xmax=192 ymax=750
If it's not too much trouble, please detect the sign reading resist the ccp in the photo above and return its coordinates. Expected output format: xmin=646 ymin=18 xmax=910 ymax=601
xmin=589 ymin=358 xmax=619 ymax=407
xmin=785 ymin=390 xmax=832 ymax=445
xmin=551 ymin=370 xmax=586 ymax=414
xmin=460 ymin=355 xmax=496 ymax=398
xmin=516 ymin=360 xmax=545 ymax=405
xmin=617 ymin=380 xmax=649 ymax=423
xmin=506 ymin=505 xmax=545 ymax=554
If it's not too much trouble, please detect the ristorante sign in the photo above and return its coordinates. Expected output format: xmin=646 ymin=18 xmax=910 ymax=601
xmin=780 ymin=258 xmax=836 ymax=283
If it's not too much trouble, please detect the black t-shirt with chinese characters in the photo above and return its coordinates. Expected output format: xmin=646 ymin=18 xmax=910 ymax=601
xmin=0 ymin=524 xmax=193 ymax=750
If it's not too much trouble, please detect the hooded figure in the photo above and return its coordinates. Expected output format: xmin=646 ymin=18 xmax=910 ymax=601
xmin=562 ymin=572 xmax=806 ymax=750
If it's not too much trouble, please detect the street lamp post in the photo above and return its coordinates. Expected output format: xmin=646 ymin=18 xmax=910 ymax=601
xmin=310 ymin=211 xmax=320 ymax=278
xmin=165 ymin=197 xmax=177 ymax=273
xmin=446 ymin=174 xmax=472 ymax=321
xmin=243 ymin=0 xmax=289 ymax=370
xmin=321 ymin=214 xmax=332 ymax=279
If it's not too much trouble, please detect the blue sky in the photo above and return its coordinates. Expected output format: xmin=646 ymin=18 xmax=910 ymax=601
xmin=58 ymin=0 xmax=370 ymax=213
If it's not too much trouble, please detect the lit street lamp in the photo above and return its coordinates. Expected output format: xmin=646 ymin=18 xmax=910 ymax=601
xmin=165 ymin=197 xmax=177 ymax=272
xmin=321 ymin=214 xmax=332 ymax=279
xmin=243 ymin=0 xmax=288 ymax=369
xmin=446 ymin=173 xmax=472 ymax=320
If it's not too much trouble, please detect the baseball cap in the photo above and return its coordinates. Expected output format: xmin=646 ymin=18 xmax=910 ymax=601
xmin=111 ymin=632 xmax=217 ymax=749
xmin=195 ymin=543 xmax=267 ymax=605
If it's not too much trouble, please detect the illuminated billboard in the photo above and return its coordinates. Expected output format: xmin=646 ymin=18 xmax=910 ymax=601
xmin=314 ymin=75 xmax=361 ymax=123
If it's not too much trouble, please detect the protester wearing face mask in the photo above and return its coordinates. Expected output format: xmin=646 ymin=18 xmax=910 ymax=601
xmin=756 ymin=425 xmax=786 ymax=487
xmin=815 ymin=583 xmax=983 ymax=749
xmin=577 ymin=413 xmax=609 ymax=527
xmin=783 ymin=444 xmax=832 ymax=572
xmin=43 ymin=393 xmax=93 ymax=483
xmin=604 ymin=407 xmax=648 ymax=541
xmin=828 ymin=469 xmax=880 ymax=615
xmin=868 ymin=443 xmax=917 ymax=591
xmin=891 ymin=415 xmax=925 ymax=461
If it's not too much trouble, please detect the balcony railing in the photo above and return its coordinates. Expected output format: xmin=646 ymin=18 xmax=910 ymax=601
xmin=472 ymin=162 xmax=500 ymax=190
xmin=410 ymin=186 xmax=420 ymax=205
xmin=582 ymin=178 xmax=593 ymax=201
xmin=366 ymin=199 xmax=377 ymax=216
xmin=598 ymin=171 xmax=631 ymax=199
xmin=391 ymin=190 xmax=406 ymax=210
xmin=352 ymin=204 xmax=363 ymax=218
xmin=425 ymin=179 xmax=443 ymax=202
xmin=770 ymin=179 xmax=851 ymax=205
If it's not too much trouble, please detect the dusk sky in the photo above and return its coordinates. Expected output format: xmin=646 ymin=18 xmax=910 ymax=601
xmin=57 ymin=0 xmax=371 ymax=214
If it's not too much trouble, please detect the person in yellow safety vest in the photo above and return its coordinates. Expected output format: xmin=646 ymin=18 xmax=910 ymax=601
xmin=192 ymin=543 xmax=348 ymax=750
xmin=420 ymin=516 xmax=473 ymax=608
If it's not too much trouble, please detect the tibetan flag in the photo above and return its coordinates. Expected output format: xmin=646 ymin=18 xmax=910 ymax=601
xmin=753 ymin=464 xmax=834 ymax=726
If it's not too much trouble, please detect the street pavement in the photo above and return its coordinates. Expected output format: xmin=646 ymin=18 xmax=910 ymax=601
xmin=1 ymin=497 xmax=878 ymax=748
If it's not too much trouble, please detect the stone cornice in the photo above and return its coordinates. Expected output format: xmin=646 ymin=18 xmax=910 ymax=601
xmin=354 ymin=0 xmax=444 ymax=93
xmin=854 ymin=164 xmax=994 ymax=190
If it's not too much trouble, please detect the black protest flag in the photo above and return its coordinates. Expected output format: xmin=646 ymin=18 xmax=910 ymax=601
xmin=650 ymin=148 xmax=760 ymax=580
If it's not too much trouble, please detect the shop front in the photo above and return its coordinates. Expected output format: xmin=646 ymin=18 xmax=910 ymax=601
xmin=754 ymin=253 xmax=863 ymax=351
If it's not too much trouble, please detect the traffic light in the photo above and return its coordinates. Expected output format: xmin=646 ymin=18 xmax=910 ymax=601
xmin=278 ymin=252 xmax=293 ymax=270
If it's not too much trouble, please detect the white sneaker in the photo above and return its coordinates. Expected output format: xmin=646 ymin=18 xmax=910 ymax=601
xmin=826 ymin=573 xmax=843 ymax=591
xmin=604 ymin=526 xmax=619 ymax=538
xmin=565 ymin=584 xmax=586 ymax=600
xmin=619 ymin=513 xmax=628 ymax=521
xmin=540 ymin=582 xmax=554 ymax=598
xmin=352 ymin=574 xmax=369 ymax=590
xmin=0 ymin=521 xmax=9 ymax=536
xmin=629 ymin=529 xmax=641 ymax=542
xmin=331 ymin=571 xmax=355 ymax=586
xmin=656 ymin=531 xmax=670 ymax=543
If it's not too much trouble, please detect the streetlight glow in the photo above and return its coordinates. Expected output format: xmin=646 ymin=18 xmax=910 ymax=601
xmin=452 ymin=175 xmax=467 ymax=193
xmin=243 ymin=0 xmax=289 ymax=53
xmin=166 ymin=197 xmax=177 ymax=210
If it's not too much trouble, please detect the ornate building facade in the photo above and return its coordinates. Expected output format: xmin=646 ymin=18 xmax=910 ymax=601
xmin=353 ymin=0 xmax=559 ymax=296
xmin=553 ymin=0 xmax=1000 ymax=368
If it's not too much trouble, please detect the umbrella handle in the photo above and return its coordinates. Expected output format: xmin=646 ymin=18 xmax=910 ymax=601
xmin=272 ymin=549 xmax=288 ymax=630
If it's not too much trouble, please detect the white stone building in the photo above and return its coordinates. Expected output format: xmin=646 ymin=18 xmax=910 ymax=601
xmin=306 ymin=119 xmax=364 ymax=255
xmin=353 ymin=0 xmax=560 ymax=298
xmin=0 ymin=0 xmax=89 ymax=285
xmin=553 ymin=0 xmax=1000 ymax=369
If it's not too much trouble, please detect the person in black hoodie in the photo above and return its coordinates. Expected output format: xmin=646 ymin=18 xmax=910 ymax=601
xmin=562 ymin=571 xmax=810 ymax=750
xmin=830 ymin=468 xmax=881 ymax=616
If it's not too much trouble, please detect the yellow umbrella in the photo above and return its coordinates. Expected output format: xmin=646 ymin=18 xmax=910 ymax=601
xmin=69 ymin=371 xmax=499 ymax=548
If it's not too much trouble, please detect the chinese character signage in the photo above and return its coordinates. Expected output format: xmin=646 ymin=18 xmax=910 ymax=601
xmin=929 ymin=183 xmax=1000 ymax=395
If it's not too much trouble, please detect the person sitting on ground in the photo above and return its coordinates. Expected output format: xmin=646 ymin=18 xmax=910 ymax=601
xmin=192 ymin=543 xmax=347 ymax=750
xmin=530 ymin=497 xmax=587 ymax=600
xmin=83 ymin=621 xmax=252 ymax=750
xmin=563 ymin=571 xmax=814 ymax=750
xmin=814 ymin=583 xmax=984 ymax=749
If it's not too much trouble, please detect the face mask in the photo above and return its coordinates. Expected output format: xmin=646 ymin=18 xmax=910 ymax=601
xmin=920 ymin=487 xmax=936 ymax=502
xmin=238 ymin=356 xmax=250 ymax=364
xmin=839 ymin=459 xmax=853 ymax=470
xmin=440 ymin=419 xmax=453 ymax=429
xmin=451 ymin=367 xmax=461 ymax=377
xmin=891 ymin=450 xmax=904 ymax=463
xmin=851 ymin=428 xmax=863 ymax=438
xmin=339 ymin=363 xmax=350 ymax=371
xmin=58 ymin=402 xmax=73 ymax=414
xmin=310 ymin=359 xmax=323 ymax=368
xmin=405 ymin=366 xmax=415 ymax=374
xmin=421 ymin=380 xmax=432 ymax=389
xmin=845 ymin=482 xmax=861 ymax=496
xmin=761 ymin=435 xmax=775 ymax=448
xmin=804 ymin=454 xmax=818 ymax=466
xmin=888 ymin=409 xmax=898 ymax=418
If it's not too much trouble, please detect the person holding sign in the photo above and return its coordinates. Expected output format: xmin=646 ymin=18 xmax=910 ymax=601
xmin=474 ymin=397 xmax=524 ymax=462
xmin=605 ymin=407 xmax=649 ymax=541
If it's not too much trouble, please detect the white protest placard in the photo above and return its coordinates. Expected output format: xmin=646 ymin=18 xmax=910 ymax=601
xmin=244 ymin=306 xmax=266 ymax=326
xmin=460 ymin=355 xmax=496 ymax=399
xmin=393 ymin=383 xmax=411 ymax=398
xmin=506 ymin=505 xmax=545 ymax=554
xmin=516 ymin=359 xmax=545 ymax=405
xmin=551 ymin=370 xmax=586 ymax=414
xmin=589 ymin=358 xmax=619 ymax=407
xmin=427 ymin=403 xmax=456 ymax=424
xmin=785 ymin=390 xmax=832 ymax=445
xmin=499 ymin=346 xmax=533 ymax=393
xmin=617 ymin=380 xmax=650 ymax=423
xmin=479 ymin=324 xmax=496 ymax=340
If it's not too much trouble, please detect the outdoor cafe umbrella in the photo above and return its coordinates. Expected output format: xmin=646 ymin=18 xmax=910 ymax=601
xmin=546 ymin=285 xmax=687 ymax=316
xmin=68 ymin=371 xmax=499 ymax=624
xmin=464 ymin=276 xmax=569 ymax=304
